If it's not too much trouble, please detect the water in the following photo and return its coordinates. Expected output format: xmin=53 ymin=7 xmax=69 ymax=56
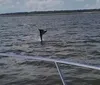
xmin=0 ymin=12 xmax=100 ymax=85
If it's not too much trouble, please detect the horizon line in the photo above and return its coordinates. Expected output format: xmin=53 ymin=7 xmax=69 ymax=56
xmin=0 ymin=8 xmax=100 ymax=15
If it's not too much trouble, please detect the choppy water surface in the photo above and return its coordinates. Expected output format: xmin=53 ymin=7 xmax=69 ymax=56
xmin=0 ymin=12 xmax=100 ymax=85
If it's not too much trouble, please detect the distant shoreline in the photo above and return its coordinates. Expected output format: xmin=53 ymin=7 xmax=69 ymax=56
xmin=0 ymin=9 xmax=100 ymax=16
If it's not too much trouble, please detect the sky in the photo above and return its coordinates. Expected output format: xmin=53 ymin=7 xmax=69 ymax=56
xmin=0 ymin=0 xmax=100 ymax=13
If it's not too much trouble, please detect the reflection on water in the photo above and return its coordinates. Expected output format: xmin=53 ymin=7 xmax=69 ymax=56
xmin=0 ymin=12 xmax=100 ymax=85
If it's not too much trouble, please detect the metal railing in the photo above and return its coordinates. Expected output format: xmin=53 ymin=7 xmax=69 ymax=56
xmin=0 ymin=53 xmax=100 ymax=85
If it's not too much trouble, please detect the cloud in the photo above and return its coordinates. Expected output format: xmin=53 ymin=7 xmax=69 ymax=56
xmin=0 ymin=0 xmax=7 ymax=3
xmin=0 ymin=0 xmax=13 ymax=5
xmin=0 ymin=0 xmax=65 ymax=13
xmin=84 ymin=0 xmax=100 ymax=9
xmin=0 ymin=0 xmax=100 ymax=13
xmin=25 ymin=0 xmax=64 ymax=11
xmin=76 ymin=0 xmax=84 ymax=2
xmin=94 ymin=0 xmax=100 ymax=8
xmin=96 ymin=0 xmax=100 ymax=3
xmin=0 ymin=0 xmax=14 ymax=9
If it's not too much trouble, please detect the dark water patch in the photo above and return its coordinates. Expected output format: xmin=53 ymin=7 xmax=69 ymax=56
xmin=84 ymin=39 xmax=100 ymax=43
xmin=1 ymin=25 xmax=8 ymax=28
xmin=18 ymin=61 xmax=55 ymax=68
xmin=72 ymin=44 xmax=96 ymax=48
xmin=6 ymin=79 xmax=36 ymax=85
xmin=89 ymin=50 xmax=100 ymax=56
xmin=66 ymin=77 xmax=90 ymax=85
xmin=13 ymin=50 xmax=25 ymax=54
xmin=43 ymin=41 xmax=63 ymax=45
xmin=17 ymin=24 xmax=24 ymax=27
xmin=55 ymin=50 xmax=86 ymax=59
xmin=34 ymin=75 xmax=63 ymax=85
xmin=0 ymin=55 xmax=5 ymax=59
xmin=3 ymin=44 xmax=13 ymax=47
xmin=67 ymin=32 xmax=78 ymax=35
xmin=2 ymin=50 xmax=24 ymax=54
xmin=0 ymin=63 xmax=7 ymax=66
xmin=0 ymin=55 xmax=9 ymax=59
xmin=0 ymin=74 xmax=7 ymax=79
xmin=28 ymin=23 xmax=36 ymax=27
xmin=89 ymin=56 xmax=100 ymax=60
xmin=88 ymin=79 xmax=100 ymax=85
xmin=58 ymin=64 xmax=100 ymax=85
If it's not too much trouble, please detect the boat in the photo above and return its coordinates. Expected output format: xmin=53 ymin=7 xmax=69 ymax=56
xmin=0 ymin=53 xmax=100 ymax=85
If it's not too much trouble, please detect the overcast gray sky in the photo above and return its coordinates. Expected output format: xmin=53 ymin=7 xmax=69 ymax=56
xmin=0 ymin=0 xmax=100 ymax=13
